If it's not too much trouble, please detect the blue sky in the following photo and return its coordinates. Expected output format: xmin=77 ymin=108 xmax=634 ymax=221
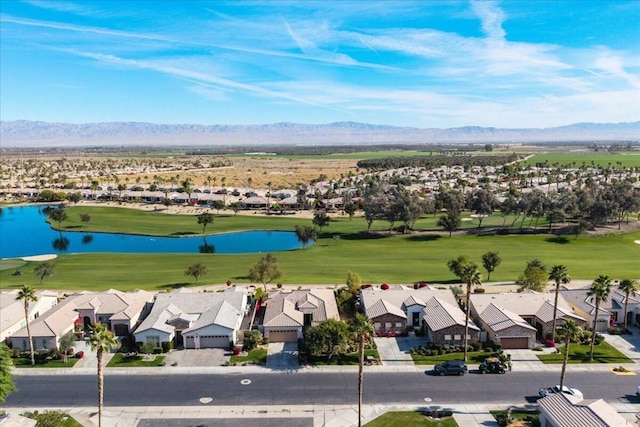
xmin=1 ymin=0 xmax=639 ymax=128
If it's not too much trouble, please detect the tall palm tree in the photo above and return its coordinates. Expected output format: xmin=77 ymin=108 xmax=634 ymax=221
xmin=587 ymin=275 xmax=612 ymax=361
xmin=16 ymin=285 xmax=37 ymax=366
xmin=558 ymin=319 xmax=582 ymax=391
xmin=89 ymin=323 xmax=120 ymax=427
xmin=459 ymin=263 xmax=482 ymax=362
xmin=619 ymin=279 xmax=639 ymax=331
xmin=351 ymin=314 xmax=374 ymax=427
xmin=548 ymin=265 xmax=571 ymax=341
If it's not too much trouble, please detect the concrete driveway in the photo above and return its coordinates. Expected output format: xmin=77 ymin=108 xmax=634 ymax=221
xmin=163 ymin=348 xmax=231 ymax=367
xmin=374 ymin=336 xmax=425 ymax=366
xmin=267 ymin=342 xmax=299 ymax=370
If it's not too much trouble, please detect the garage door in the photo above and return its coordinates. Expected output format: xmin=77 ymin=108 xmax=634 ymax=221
xmin=268 ymin=330 xmax=298 ymax=342
xmin=198 ymin=336 xmax=230 ymax=348
xmin=500 ymin=337 xmax=529 ymax=349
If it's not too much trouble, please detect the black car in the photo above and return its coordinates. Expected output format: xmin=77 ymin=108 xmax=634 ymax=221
xmin=433 ymin=360 xmax=467 ymax=376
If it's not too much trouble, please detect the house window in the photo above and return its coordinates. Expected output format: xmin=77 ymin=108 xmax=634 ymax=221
xmin=146 ymin=336 xmax=160 ymax=346
xmin=453 ymin=334 xmax=462 ymax=346
xmin=42 ymin=339 xmax=47 ymax=348
xmin=444 ymin=335 xmax=452 ymax=346
xmin=22 ymin=339 xmax=27 ymax=350
xmin=374 ymin=322 xmax=381 ymax=330
xmin=386 ymin=322 xmax=392 ymax=329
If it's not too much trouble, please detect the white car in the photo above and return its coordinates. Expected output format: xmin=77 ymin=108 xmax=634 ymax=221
xmin=539 ymin=385 xmax=584 ymax=399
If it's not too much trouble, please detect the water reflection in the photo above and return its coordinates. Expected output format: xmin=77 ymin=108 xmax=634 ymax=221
xmin=82 ymin=235 xmax=94 ymax=244
xmin=52 ymin=237 xmax=70 ymax=251
xmin=199 ymin=237 xmax=215 ymax=253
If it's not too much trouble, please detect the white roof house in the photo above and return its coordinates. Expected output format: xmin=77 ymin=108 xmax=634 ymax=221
xmin=0 ymin=289 xmax=58 ymax=342
xmin=134 ymin=287 xmax=247 ymax=349
xmin=538 ymin=392 xmax=633 ymax=427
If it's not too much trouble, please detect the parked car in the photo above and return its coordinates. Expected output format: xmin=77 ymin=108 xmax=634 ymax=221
xmin=433 ymin=360 xmax=467 ymax=376
xmin=539 ymin=385 xmax=583 ymax=399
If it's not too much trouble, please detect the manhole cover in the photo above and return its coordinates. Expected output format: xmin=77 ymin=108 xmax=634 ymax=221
xmin=199 ymin=397 xmax=213 ymax=404
xmin=240 ymin=379 xmax=252 ymax=385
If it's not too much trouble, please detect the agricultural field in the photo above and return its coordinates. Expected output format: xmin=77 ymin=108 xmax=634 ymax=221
xmin=523 ymin=152 xmax=640 ymax=168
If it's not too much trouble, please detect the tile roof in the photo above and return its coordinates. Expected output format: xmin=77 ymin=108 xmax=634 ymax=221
xmin=422 ymin=297 xmax=480 ymax=332
xmin=360 ymin=287 xmax=459 ymax=318
xmin=367 ymin=299 xmax=407 ymax=319
xmin=559 ymin=288 xmax=612 ymax=317
xmin=538 ymin=392 xmax=633 ymax=427
xmin=1 ymin=290 xmax=58 ymax=335
xmin=135 ymin=287 xmax=247 ymax=335
xmin=11 ymin=290 xmax=153 ymax=338
xmin=479 ymin=303 xmax=536 ymax=332
xmin=470 ymin=291 xmax=585 ymax=323
xmin=263 ymin=289 xmax=339 ymax=328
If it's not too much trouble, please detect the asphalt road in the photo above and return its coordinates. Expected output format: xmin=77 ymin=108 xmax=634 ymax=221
xmin=6 ymin=371 xmax=640 ymax=408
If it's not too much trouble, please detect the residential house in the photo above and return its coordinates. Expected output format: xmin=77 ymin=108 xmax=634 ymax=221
xmin=470 ymin=292 xmax=586 ymax=348
xmin=360 ymin=286 xmax=479 ymax=344
xmin=560 ymin=287 xmax=615 ymax=332
xmin=134 ymin=287 xmax=247 ymax=349
xmin=9 ymin=290 xmax=153 ymax=351
xmin=1 ymin=290 xmax=58 ymax=342
xmin=262 ymin=289 xmax=339 ymax=342
xmin=538 ymin=392 xmax=633 ymax=427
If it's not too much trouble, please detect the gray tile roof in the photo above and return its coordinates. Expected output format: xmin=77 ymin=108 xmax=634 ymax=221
xmin=135 ymin=287 xmax=247 ymax=335
xmin=422 ymin=297 xmax=480 ymax=332
xmin=360 ymin=287 xmax=459 ymax=319
xmin=560 ymin=288 xmax=611 ymax=317
xmin=538 ymin=393 xmax=633 ymax=427
xmin=470 ymin=291 xmax=585 ymax=323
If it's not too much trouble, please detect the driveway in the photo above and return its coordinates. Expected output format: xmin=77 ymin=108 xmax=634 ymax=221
xmin=267 ymin=342 xmax=299 ymax=370
xmin=163 ymin=348 xmax=231 ymax=367
xmin=374 ymin=336 xmax=425 ymax=366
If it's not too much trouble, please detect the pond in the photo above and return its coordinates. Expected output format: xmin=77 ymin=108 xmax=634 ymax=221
xmin=0 ymin=205 xmax=310 ymax=258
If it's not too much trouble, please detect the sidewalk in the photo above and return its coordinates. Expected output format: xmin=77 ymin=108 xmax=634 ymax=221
xmin=11 ymin=331 xmax=640 ymax=426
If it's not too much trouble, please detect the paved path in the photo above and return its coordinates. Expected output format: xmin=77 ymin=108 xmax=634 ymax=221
xmin=374 ymin=337 xmax=423 ymax=366
xmin=10 ymin=331 xmax=640 ymax=426
xmin=267 ymin=342 xmax=300 ymax=370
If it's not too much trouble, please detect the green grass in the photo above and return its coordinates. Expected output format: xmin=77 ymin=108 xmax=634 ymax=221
xmin=305 ymin=349 xmax=379 ymax=366
xmin=230 ymin=348 xmax=267 ymax=364
xmin=13 ymin=357 xmax=79 ymax=368
xmin=107 ymin=353 xmax=166 ymax=367
xmin=411 ymin=351 xmax=492 ymax=365
xmin=364 ymin=411 xmax=458 ymax=427
xmin=2 ymin=206 xmax=638 ymax=291
xmin=523 ymin=152 xmax=640 ymax=168
xmin=537 ymin=341 xmax=632 ymax=364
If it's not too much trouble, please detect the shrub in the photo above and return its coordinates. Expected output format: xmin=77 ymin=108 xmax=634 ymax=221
xmin=75 ymin=351 xmax=84 ymax=358
xmin=473 ymin=288 xmax=486 ymax=293
xmin=472 ymin=342 xmax=483 ymax=351
xmin=152 ymin=347 xmax=162 ymax=354
xmin=243 ymin=329 xmax=264 ymax=352
xmin=594 ymin=333 xmax=604 ymax=345
xmin=11 ymin=348 xmax=20 ymax=358
xmin=607 ymin=327 xmax=623 ymax=335
xmin=380 ymin=284 xmax=390 ymax=290
xmin=161 ymin=341 xmax=173 ymax=353
xmin=533 ymin=345 xmax=544 ymax=351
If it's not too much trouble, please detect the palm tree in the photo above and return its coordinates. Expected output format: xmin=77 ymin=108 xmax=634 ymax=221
xmin=89 ymin=323 xmax=120 ymax=427
xmin=351 ymin=314 xmax=374 ymax=427
xmin=16 ymin=285 xmax=37 ymax=366
xmin=587 ymin=275 xmax=612 ymax=361
xmin=548 ymin=265 xmax=571 ymax=341
xmin=459 ymin=263 xmax=482 ymax=362
xmin=558 ymin=319 xmax=582 ymax=391
xmin=619 ymin=279 xmax=639 ymax=331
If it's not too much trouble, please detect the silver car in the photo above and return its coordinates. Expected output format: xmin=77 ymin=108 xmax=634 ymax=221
xmin=539 ymin=385 xmax=583 ymax=399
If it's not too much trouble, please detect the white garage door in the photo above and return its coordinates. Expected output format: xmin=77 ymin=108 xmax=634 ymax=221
xmin=268 ymin=330 xmax=298 ymax=342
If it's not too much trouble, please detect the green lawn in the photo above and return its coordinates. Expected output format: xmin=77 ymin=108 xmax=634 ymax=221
xmin=304 ymin=349 xmax=379 ymax=366
xmin=364 ymin=411 xmax=458 ymax=427
xmin=411 ymin=351 xmax=492 ymax=365
xmin=107 ymin=353 xmax=166 ymax=367
xmin=230 ymin=348 xmax=267 ymax=364
xmin=13 ymin=357 xmax=79 ymax=368
xmin=537 ymin=341 xmax=632 ymax=364
xmin=523 ymin=152 xmax=640 ymax=168
xmin=2 ymin=205 xmax=638 ymax=290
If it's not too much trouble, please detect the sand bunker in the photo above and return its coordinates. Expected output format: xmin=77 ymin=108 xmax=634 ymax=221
xmin=22 ymin=254 xmax=58 ymax=262
xmin=635 ymin=240 xmax=640 ymax=245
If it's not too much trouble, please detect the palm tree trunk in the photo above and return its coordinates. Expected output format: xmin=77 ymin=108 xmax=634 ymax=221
xmin=590 ymin=299 xmax=600 ymax=361
xmin=623 ymin=292 xmax=630 ymax=331
xmin=551 ymin=281 xmax=560 ymax=341
xmin=560 ymin=336 xmax=570 ymax=390
xmin=98 ymin=349 xmax=103 ymax=427
xmin=464 ymin=283 xmax=471 ymax=362
xmin=24 ymin=303 xmax=35 ymax=366
xmin=358 ymin=334 xmax=364 ymax=427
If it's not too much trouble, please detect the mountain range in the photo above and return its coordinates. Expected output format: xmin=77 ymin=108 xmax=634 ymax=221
xmin=1 ymin=120 xmax=639 ymax=147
